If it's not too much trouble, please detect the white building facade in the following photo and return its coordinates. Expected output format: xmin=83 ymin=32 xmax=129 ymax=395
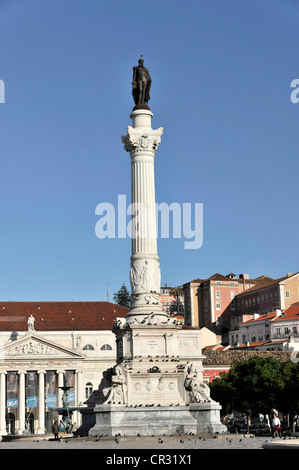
xmin=0 ymin=300 xmax=206 ymax=436
xmin=229 ymin=303 xmax=299 ymax=350
xmin=0 ymin=301 xmax=128 ymax=436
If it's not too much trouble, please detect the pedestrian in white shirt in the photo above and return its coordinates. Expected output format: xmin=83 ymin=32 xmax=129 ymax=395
xmin=272 ymin=414 xmax=281 ymax=438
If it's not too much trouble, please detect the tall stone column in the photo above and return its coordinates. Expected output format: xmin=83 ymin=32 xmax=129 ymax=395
xmin=0 ymin=372 xmax=6 ymax=434
xmin=74 ymin=370 xmax=83 ymax=425
xmin=37 ymin=370 xmax=45 ymax=434
xmin=57 ymin=370 xmax=64 ymax=408
xmin=18 ymin=371 xmax=26 ymax=434
xmin=122 ymin=108 xmax=165 ymax=321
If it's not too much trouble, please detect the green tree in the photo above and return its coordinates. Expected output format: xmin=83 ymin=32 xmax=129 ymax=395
xmin=281 ymin=359 xmax=299 ymax=417
xmin=170 ymin=286 xmax=184 ymax=315
xmin=113 ymin=284 xmax=130 ymax=307
xmin=210 ymin=355 xmax=286 ymax=432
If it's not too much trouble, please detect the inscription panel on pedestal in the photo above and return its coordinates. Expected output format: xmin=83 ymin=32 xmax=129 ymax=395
xmin=141 ymin=337 xmax=164 ymax=354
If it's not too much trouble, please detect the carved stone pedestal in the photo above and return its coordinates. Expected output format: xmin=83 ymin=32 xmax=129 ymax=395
xmin=81 ymin=316 xmax=226 ymax=437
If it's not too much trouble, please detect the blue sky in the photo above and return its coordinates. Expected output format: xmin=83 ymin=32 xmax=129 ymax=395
xmin=0 ymin=0 xmax=298 ymax=301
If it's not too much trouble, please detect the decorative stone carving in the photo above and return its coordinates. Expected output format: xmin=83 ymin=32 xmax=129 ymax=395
xmin=121 ymin=126 xmax=163 ymax=156
xmin=184 ymin=364 xmax=213 ymax=403
xmin=145 ymin=380 xmax=152 ymax=391
xmin=147 ymin=366 xmax=161 ymax=373
xmin=27 ymin=315 xmax=35 ymax=331
xmin=130 ymin=259 xmax=161 ymax=296
xmin=9 ymin=340 xmax=58 ymax=356
xmin=103 ymin=365 xmax=127 ymax=405
xmin=157 ymin=378 xmax=165 ymax=391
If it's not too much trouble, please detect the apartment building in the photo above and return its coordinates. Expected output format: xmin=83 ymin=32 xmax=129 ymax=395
xmin=160 ymin=284 xmax=184 ymax=316
xmin=229 ymin=302 xmax=299 ymax=350
xmin=183 ymin=273 xmax=265 ymax=341
xmin=183 ymin=272 xmax=299 ymax=345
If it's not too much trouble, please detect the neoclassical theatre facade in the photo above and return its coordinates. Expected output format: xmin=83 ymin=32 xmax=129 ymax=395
xmin=0 ymin=301 xmax=128 ymax=435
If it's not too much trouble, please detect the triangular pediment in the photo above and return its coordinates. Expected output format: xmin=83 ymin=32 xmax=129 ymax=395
xmin=0 ymin=333 xmax=84 ymax=360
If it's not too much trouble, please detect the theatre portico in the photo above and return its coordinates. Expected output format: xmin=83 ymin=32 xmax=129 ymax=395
xmin=0 ymin=301 xmax=129 ymax=436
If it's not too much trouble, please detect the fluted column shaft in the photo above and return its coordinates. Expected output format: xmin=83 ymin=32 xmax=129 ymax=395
xmin=122 ymin=108 xmax=165 ymax=319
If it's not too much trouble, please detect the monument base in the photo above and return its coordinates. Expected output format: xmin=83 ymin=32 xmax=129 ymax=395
xmin=82 ymin=403 xmax=226 ymax=437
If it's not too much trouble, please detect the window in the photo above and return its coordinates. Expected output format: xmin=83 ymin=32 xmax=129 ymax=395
xmin=85 ymin=382 xmax=93 ymax=399
xmin=265 ymin=294 xmax=268 ymax=301
xmin=216 ymin=300 xmax=221 ymax=310
xmin=242 ymin=335 xmax=246 ymax=344
xmin=248 ymin=299 xmax=251 ymax=307
xmin=257 ymin=296 xmax=259 ymax=304
xmin=100 ymin=344 xmax=112 ymax=350
xmin=275 ymin=328 xmax=281 ymax=336
xmin=285 ymin=291 xmax=290 ymax=298
xmin=261 ymin=295 xmax=264 ymax=302
xmin=83 ymin=344 xmax=94 ymax=350
xmin=258 ymin=331 xmax=263 ymax=341
xmin=215 ymin=290 xmax=220 ymax=299
xmin=230 ymin=291 xmax=235 ymax=299
xmin=293 ymin=326 xmax=297 ymax=335
xmin=284 ymin=327 xmax=289 ymax=335
xmin=252 ymin=298 xmax=255 ymax=305
xmin=270 ymin=293 xmax=273 ymax=300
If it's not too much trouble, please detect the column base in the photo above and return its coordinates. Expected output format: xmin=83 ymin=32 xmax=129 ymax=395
xmin=36 ymin=428 xmax=46 ymax=435
xmin=83 ymin=403 xmax=227 ymax=437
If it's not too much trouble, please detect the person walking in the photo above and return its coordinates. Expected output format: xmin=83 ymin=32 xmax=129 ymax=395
xmin=72 ymin=422 xmax=78 ymax=438
xmin=272 ymin=414 xmax=282 ymax=438
xmin=52 ymin=419 xmax=59 ymax=440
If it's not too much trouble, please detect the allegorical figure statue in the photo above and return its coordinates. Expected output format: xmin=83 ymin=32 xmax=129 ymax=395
xmin=132 ymin=56 xmax=151 ymax=106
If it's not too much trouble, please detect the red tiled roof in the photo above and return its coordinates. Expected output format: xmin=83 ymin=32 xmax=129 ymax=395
xmin=239 ymin=303 xmax=299 ymax=326
xmin=0 ymin=301 xmax=129 ymax=332
xmin=184 ymin=273 xmax=274 ymax=287
xmin=234 ymin=341 xmax=270 ymax=348
xmin=272 ymin=302 xmax=299 ymax=322
xmin=236 ymin=274 xmax=298 ymax=297
xmin=240 ymin=311 xmax=277 ymax=325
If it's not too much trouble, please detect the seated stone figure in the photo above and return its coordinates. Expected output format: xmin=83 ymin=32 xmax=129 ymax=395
xmin=184 ymin=364 xmax=213 ymax=403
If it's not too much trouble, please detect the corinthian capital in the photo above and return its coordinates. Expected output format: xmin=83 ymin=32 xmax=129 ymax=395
xmin=121 ymin=126 xmax=163 ymax=155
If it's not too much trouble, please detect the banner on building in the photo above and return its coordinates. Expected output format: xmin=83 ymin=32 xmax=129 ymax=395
xmin=65 ymin=370 xmax=75 ymax=405
xmin=7 ymin=372 xmax=18 ymax=408
xmin=26 ymin=372 xmax=37 ymax=408
xmin=46 ymin=371 xmax=57 ymax=408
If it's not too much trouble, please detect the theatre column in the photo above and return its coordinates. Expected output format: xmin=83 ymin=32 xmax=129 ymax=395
xmin=75 ymin=370 xmax=83 ymax=425
xmin=0 ymin=372 xmax=6 ymax=434
xmin=37 ymin=370 xmax=45 ymax=434
xmin=57 ymin=370 xmax=64 ymax=408
xmin=18 ymin=371 xmax=26 ymax=434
